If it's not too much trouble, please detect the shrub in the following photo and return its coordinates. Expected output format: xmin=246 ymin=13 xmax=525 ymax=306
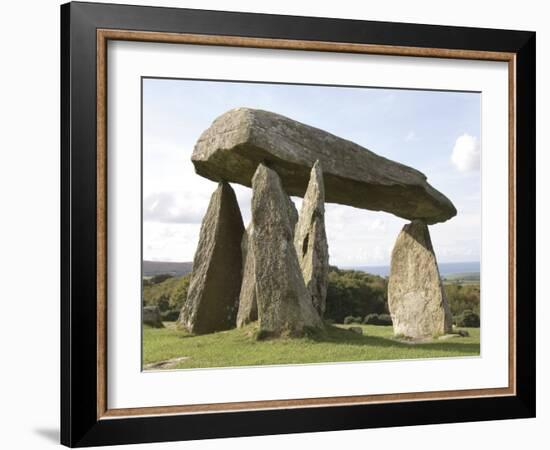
xmin=462 ymin=310 xmax=480 ymax=327
xmin=363 ymin=313 xmax=379 ymax=325
xmin=377 ymin=314 xmax=393 ymax=326
xmin=343 ymin=315 xmax=362 ymax=325
xmin=453 ymin=309 xmax=480 ymax=327
xmin=149 ymin=273 xmax=175 ymax=285
xmin=325 ymin=268 xmax=388 ymax=323
xmin=160 ymin=309 xmax=180 ymax=322
xmin=363 ymin=313 xmax=393 ymax=326
xmin=445 ymin=283 xmax=480 ymax=317
xmin=143 ymin=273 xmax=191 ymax=312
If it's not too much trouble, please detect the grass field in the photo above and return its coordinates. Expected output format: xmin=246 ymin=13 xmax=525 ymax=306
xmin=143 ymin=322 xmax=480 ymax=370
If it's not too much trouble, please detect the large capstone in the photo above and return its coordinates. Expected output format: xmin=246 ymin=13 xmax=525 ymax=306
xmin=250 ymin=164 xmax=324 ymax=336
xmin=294 ymin=161 xmax=329 ymax=316
xmin=388 ymin=220 xmax=453 ymax=338
xmin=236 ymin=223 xmax=257 ymax=327
xmin=192 ymin=108 xmax=456 ymax=224
xmin=178 ymin=182 xmax=244 ymax=334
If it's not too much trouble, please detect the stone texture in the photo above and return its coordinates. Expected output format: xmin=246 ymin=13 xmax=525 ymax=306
xmin=192 ymin=108 xmax=456 ymax=224
xmin=294 ymin=161 xmax=329 ymax=316
xmin=143 ymin=305 xmax=164 ymax=328
xmin=237 ymin=192 xmax=299 ymax=328
xmin=250 ymin=163 xmax=324 ymax=336
xmin=236 ymin=223 xmax=257 ymax=327
xmin=178 ymin=182 xmax=244 ymax=334
xmin=388 ymin=220 xmax=453 ymax=338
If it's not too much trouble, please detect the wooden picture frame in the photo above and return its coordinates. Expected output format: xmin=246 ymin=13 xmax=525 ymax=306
xmin=61 ymin=1 xmax=535 ymax=447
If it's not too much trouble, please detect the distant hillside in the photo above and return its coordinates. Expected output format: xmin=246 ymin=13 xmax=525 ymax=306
xmin=343 ymin=261 xmax=480 ymax=278
xmin=143 ymin=261 xmax=192 ymax=277
xmin=441 ymin=272 xmax=480 ymax=282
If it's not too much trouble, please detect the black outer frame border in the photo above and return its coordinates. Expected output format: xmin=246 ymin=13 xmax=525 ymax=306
xmin=60 ymin=1 xmax=536 ymax=447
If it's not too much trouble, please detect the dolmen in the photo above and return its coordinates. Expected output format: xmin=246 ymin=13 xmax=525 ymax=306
xmin=179 ymin=108 xmax=455 ymax=339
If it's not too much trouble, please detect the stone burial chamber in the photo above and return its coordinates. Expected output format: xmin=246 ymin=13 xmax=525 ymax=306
xmin=179 ymin=107 xmax=456 ymax=339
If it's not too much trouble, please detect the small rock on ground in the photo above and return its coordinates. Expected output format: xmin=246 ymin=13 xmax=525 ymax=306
xmin=144 ymin=356 xmax=190 ymax=370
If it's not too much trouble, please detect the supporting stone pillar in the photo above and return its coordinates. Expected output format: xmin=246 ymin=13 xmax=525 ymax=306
xmin=249 ymin=163 xmax=323 ymax=337
xmin=388 ymin=220 xmax=452 ymax=338
xmin=294 ymin=161 xmax=329 ymax=316
xmin=237 ymin=172 xmax=300 ymax=328
xmin=178 ymin=182 xmax=244 ymax=334
xmin=236 ymin=223 xmax=257 ymax=327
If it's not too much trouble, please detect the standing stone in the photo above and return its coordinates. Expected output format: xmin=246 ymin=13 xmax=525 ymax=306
xmin=294 ymin=161 xmax=329 ymax=316
xmin=178 ymin=182 xmax=244 ymax=334
xmin=286 ymin=194 xmax=299 ymax=231
xmin=250 ymin=164 xmax=323 ymax=337
xmin=237 ymin=189 xmax=299 ymax=328
xmin=388 ymin=220 xmax=453 ymax=338
xmin=236 ymin=223 xmax=257 ymax=327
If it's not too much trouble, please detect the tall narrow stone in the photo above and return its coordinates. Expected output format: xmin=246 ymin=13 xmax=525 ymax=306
xmin=178 ymin=182 xmax=244 ymax=334
xmin=294 ymin=161 xmax=329 ymax=316
xmin=250 ymin=164 xmax=323 ymax=336
xmin=388 ymin=220 xmax=453 ymax=338
xmin=236 ymin=223 xmax=257 ymax=327
xmin=237 ymin=188 xmax=300 ymax=328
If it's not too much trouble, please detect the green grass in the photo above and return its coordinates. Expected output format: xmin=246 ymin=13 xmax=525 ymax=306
xmin=143 ymin=322 xmax=480 ymax=370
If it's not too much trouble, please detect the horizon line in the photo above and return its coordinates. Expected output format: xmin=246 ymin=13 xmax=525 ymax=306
xmin=143 ymin=259 xmax=481 ymax=266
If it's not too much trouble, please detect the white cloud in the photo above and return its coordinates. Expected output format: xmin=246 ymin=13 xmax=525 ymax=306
xmin=143 ymin=222 xmax=201 ymax=262
xmin=451 ymin=134 xmax=480 ymax=172
xmin=143 ymin=191 xmax=208 ymax=224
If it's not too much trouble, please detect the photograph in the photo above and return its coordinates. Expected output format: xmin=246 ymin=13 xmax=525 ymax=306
xmin=55 ymin=1 xmax=536 ymax=447
xmin=141 ymin=78 xmax=482 ymax=371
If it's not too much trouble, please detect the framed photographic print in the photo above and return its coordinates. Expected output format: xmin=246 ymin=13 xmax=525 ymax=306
xmin=60 ymin=1 xmax=536 ymax=447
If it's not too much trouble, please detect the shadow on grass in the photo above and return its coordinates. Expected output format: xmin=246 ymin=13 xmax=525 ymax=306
xmin=307 ymin=325 xmax=479 ymax=354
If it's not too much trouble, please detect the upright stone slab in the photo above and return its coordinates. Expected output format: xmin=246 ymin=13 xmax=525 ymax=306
xmin=388 ymin=220 xmax=453 ymax=338
xmin=236 ymin=223 xmax=257 ymax=327
xmin=250 ymin=164 xmax=323 ymax=337
xmin=294 ymin=161 xmax=329 ymax=316
xmin=178 ymin=182 xmax=244 ymax=334
xmin=237 ymin=191 xmax=299 ymax=328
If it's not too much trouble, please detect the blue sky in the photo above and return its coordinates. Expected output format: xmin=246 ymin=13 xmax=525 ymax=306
xmin=142 ymin=78 xmax=481 ymax=266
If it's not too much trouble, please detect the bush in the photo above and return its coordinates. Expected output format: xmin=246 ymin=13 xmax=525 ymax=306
xmin=343 ymin=315 xmax=362 ymax=325
xmin=377 ymin=314 xmax=393 ymax=326
xmin=143 ymin=273 xmax=191 ymax=312
xmin=363 ymin=313 xmax=379 ymax=325
xmin=453 ymin=309 xmax=480 ymax=327
xmin=363 ymin=313 xmax=393 ymax=326
xmin=325 ymin=267 xmax=388 ymax=323
xmin=149 ymin=273 xmax=175 ymax=285
xmin=445 ymin=283 xmax=480 ymax=317
xmin=160 ymin=309 xmax=180 ymax=322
